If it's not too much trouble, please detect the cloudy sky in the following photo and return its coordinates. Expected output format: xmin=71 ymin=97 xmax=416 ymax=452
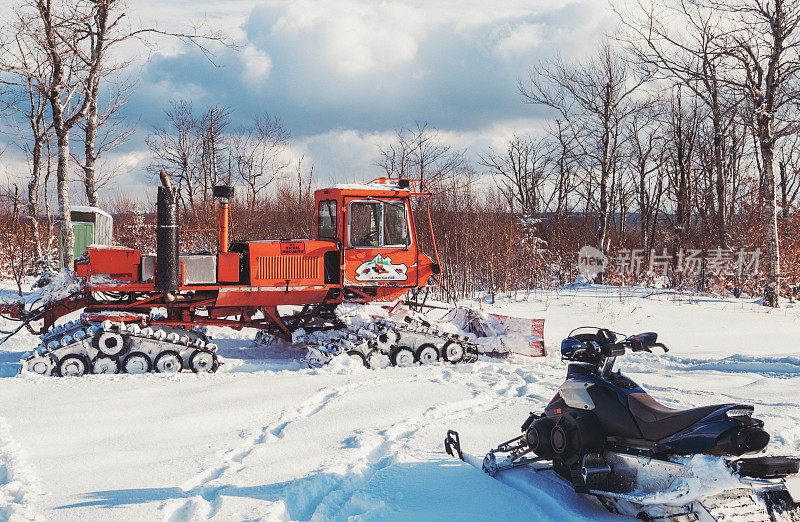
xmin=1 ymin=0 xmax=614 ymax=200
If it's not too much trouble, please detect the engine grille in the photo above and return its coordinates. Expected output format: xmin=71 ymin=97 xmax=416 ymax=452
xmin=256 ymin=255 xmax=320 ymax=282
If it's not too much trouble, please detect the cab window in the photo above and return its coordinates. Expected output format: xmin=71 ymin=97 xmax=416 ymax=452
xmin=383 ymin=201 xmax=409 ymax=247
xmin=349 ymin=200 xmax=409 ymax=247
xmin=318 ymin=200 xmax=337 ymax=239
xmin=350 ymin=202 xmax=381 ymax=246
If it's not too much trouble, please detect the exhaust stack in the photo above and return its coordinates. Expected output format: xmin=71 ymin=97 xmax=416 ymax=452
xmin=213 ymin=185 xmax=234 ymax=254
xmin=156 ymin=171 xmax=180 ymax=293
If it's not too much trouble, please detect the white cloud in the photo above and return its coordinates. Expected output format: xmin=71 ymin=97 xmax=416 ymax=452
xmin=0 ymin=0 xmax=620 ymax=201
xmin=240 ymin=44 xmax=272 ymax=84
xmin=261 ymin=0 xmax=426 ymax=77
xmin=493 ymin=22 xmax=545 ymax=59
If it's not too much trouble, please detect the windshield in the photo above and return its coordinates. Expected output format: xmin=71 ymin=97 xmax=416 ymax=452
xmin=350 ymin=202 xmax=381 ymax=247
xmin=349 ymin=200 xmax=409 ymax=248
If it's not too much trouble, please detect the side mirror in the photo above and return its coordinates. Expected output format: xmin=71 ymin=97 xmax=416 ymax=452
xmin=598 ymin=329 xmax=617 ymax=344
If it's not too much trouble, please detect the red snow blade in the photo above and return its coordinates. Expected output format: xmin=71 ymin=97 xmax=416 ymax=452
xmin=448 ymin=307 xmax=547 ymax=358
xmin=489 ymin=314 xmax=547 ymax=358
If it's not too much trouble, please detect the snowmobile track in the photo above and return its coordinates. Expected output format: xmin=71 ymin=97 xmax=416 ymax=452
xmin=163 ymin=379 xmax=373 ymax=519
xmin=160 ymin=365 xmax=534 ymax=520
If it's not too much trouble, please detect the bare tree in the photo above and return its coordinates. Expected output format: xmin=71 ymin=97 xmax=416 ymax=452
xmin=29 ymin=0 xmax=98 ymax=269
xmin=147 ymin=100 xmax=202 ymax=208
xmin=546 ymin=119 xmax=580 ymax=217
xmin=0 ymin=0 xmax=230 ymax=269
xmin=520 ymin=41 xmax=647 ymax=255
xmin=626 ymin=105 xmax=664 ymax=254
xmin=75 ymin=76 xmax=133 ymax=206
xmin=72 ymin=0 xmax=228 ymax=207
xmin=0 ymin=185 xmax=28 ymax=294
xmin=231 ymin=113 xmax=290 ymax=207
xmin=376 ymin=122 xmax=464 ymax=186
xmin=777 ymin=134 xmax=800 ymax=210
xmin=623 ymin=0 xmax=739 ymax=248
xmin=198 ymin=105 xmax=231 ymax=203
xmin=661 ymin=86 xmax=701 ymax=281
xmin=716 ymin=0 xmax=800 ymax=306
xmin=481 ymin=135 xmax=550 ymax=225
xmin=0 ymin=20 xmax=52 ymax=262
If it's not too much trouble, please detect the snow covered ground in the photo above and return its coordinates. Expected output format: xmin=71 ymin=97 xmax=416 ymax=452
xmin=1 ymin=284 xmax=799 ymax=521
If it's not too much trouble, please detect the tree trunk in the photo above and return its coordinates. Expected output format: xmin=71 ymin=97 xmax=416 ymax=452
xmin=762 ymin=143 xmax=780 ymax=307
xmin=83 ymin=78 xmax=99 ymax=207
xmin=712 ymin=113 xmax=727 ymax=248
xmin=27 ymin=138 xmax=43 ymax=261
xmin=780 ymin=160 xmax=788 ymax=211
xmin=56 ymin=130 xmax=74 ymax=269
xmin=598 ymin=159 xmax=611 ymax=254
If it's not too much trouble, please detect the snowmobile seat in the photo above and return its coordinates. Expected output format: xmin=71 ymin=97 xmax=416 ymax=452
xmin=627 ymin=393 xmax=732 ymax=441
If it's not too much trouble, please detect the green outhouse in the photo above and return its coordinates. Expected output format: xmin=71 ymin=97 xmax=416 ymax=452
xmin=60 ymin=206 xmax=113 ymax=266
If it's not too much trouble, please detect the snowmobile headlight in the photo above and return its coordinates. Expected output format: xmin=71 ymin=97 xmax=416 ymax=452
xmin=726 ymin=407 xmax=754 ymax=418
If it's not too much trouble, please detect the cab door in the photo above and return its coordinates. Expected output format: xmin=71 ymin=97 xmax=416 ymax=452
xmin=342 ymin=198 xmax=418 ymax=288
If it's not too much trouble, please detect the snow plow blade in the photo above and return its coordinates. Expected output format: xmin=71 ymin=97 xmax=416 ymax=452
xmin=448 ymin=308 xmax=546 ymax=358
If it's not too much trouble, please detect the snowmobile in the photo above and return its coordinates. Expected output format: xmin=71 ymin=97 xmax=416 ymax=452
xmin=444 ymin=327 xmax=800 ymax=521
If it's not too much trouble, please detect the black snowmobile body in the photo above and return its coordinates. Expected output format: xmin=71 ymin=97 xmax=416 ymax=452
xmin=526 ymin=328 xmax=771 ymax=490
xmin=444 ymin=327 xmax=800 ymax=520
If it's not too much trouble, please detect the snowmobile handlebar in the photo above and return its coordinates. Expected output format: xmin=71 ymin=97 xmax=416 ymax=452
xmin=561 ymin=327 xmax=668 ymax=365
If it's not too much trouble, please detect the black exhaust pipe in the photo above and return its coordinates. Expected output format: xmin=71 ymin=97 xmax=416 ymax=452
xmin=716 ymin=427 xmax=770 ymax=455
xmin=156 ymin=172 xmax=180 ymax=293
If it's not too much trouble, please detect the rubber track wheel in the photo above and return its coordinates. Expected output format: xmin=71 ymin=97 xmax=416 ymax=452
xmin=390 ymin=346 xmax=416 ymax=367
xmin=93 ymin=331 xmax=129 ymax=357
xmin=154 ymin=351 xmax=183 ymax=373
xmin=346 ymin=350 xmax=369 ymax=367
xmin=123 ymin=352 xmax=152 ymax=374
xmin=416 ymin=343 xmax=440 ymax=364
xmin=189 ymin=349 xmax=218 ymax=373
xmin=92 ymin=355 xmax=120 ymax=375
xmin=442 ymin=340 xmax=465 ymax=363
xmin=57 ymin=354 xmax=90 ymax=377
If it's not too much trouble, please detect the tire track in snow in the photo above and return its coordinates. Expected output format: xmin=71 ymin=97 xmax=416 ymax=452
xmin=161 ymin=373 xmax=419 ymax=521
xmin=160 ymin=361 xmax=572 ymax=520
xmin=624 ymin=352 xmax=800 ymax=378
xmin=0 ymin=417 xmax=44 ymax=521
xmin=282 ymin=394 xmax=508 ymax=520
xmin=282 ymin=363 xmax=557 ymax=520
